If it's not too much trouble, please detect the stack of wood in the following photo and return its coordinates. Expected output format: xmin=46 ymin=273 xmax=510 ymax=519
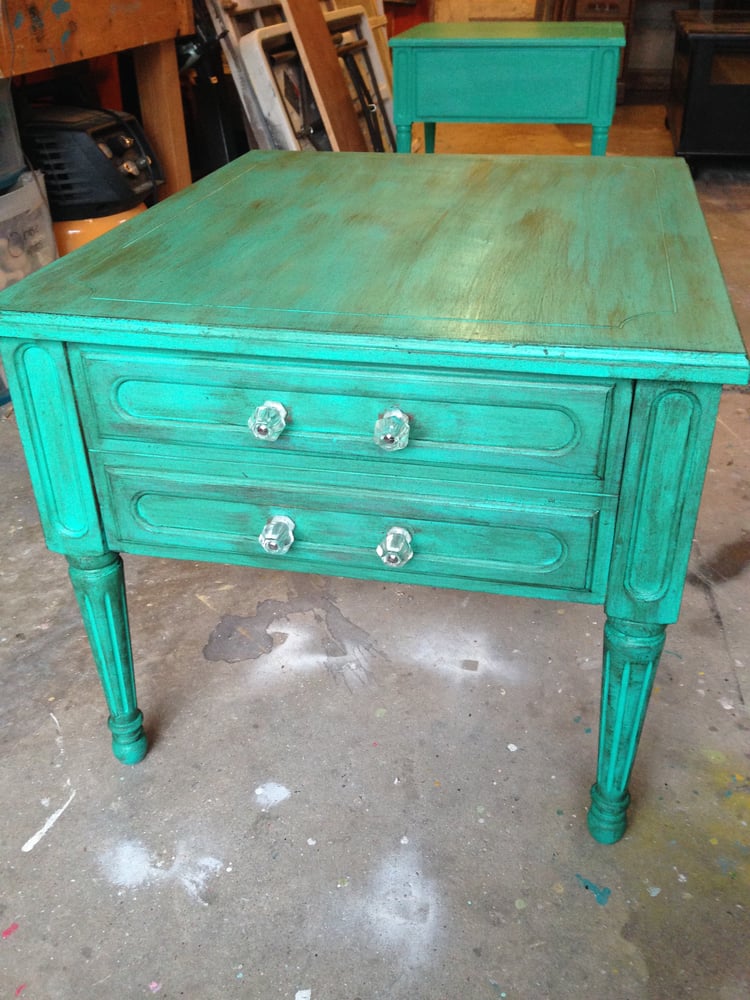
xmin=204 ymin=0 xmax=394 ymax=151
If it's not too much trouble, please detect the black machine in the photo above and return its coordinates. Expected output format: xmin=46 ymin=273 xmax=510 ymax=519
xmin=19 ymin=105 xmax=163 ymax=221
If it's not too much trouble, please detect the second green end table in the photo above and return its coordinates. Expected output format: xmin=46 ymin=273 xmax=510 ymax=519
xmin=389 ymin=21 xmax=626 ymax=155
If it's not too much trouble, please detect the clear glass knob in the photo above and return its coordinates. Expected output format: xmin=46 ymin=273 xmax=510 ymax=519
xmin=374 ymin=407 xmax=410 ymax=451
xmin=259 ymin=515 xmax=295 ymax=554
xmin=249 ymin=401 xmax=287 ymax=442
xmin=376 ymin=526 xmax=414 ymax=567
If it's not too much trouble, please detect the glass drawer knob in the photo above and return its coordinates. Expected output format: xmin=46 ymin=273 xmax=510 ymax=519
xmin=249 ymin=401 xmax=287 ymax=441
xmin=259 ymin=515 xmax=295 ymax=554
xmin=374 ymin=407 xmax=410 ymax=451
xmin=376 ymin=526 xmax=414 ymax=568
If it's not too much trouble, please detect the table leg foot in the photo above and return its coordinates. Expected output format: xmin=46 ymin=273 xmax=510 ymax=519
xmin=591 ymin=125 xmax=609 ymax=156
xmin=588 ymin=784 xmax=630 ymax=844
xmin=396 ymin=124 xmax=413 ymax=153
xmin=108 ymin=710 xmax=148 ymax=765
xmin=67 ymin=553 xmax=148 ymax=764
xmin=588 ymin=616 xmax=666 ymax=843
xmin=424 ymin=122 xmax=436 ymax=154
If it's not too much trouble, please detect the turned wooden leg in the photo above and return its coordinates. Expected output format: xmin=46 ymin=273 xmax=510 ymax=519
xmin=588 ymin=616 xmax=666 ymax=844
xmin=396 ymin=123 xmax=413 ymax=153
xmin=67 ymin=553 xmax=147 ymax=764
xmin=591 ymin=125 xmax=610 ymax=156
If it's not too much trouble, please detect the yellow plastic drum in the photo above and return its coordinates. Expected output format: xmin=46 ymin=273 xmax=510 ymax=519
xmin=54 ymin=204 xmax=146 ymax=255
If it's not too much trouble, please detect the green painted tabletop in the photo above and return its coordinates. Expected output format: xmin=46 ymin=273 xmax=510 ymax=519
xmin=390 ymin=22 xmax=626 ymax=45
xmin=0 ymin=151 xmax=746 ymax=382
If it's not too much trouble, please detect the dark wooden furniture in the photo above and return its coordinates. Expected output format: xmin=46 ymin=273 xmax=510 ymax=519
xmin=667 ymin=10 xmax=750 ymax=160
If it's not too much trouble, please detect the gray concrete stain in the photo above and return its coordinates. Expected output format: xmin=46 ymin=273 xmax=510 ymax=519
xmin=202 ymin=593 xmax=387 ymax=688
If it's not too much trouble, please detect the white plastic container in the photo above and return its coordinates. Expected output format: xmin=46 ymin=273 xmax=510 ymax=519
xmin=0 ymin=170 xmax=58 ymax=292
xmin=0 ymin=169 xmax=57 ymax=404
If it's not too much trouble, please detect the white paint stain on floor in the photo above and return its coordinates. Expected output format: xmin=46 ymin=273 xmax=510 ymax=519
xmin=21 ymin=714 xmax=75 ymax=853
xmin=246 ymin=609 xmax=378 ymax=691
xmin=209 ymin=598 xmax=522 ymax=692
xmin=241 ymin=612 xmax=522 ymax=695
xmin=22 ymin=786 xmax=76 ymax=853
xmin=99 ymin=840 xmax=223 ymax=904
xmin=254 ymin=781 xmax=291 ymax=811
xmin=404 ymin=628 xmax=522 ymax=684
xmin=342 ymin=848 xmax=441 ymax=967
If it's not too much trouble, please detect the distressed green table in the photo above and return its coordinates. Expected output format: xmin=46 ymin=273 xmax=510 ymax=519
xmin=0 ymin=151 xmax=747 ymax=843
xmin=390 ymin=22 xmax=626 ymax=155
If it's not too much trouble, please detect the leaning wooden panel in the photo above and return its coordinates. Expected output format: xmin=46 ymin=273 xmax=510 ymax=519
xmin=281 ymin=0 xmax=368 ymax=150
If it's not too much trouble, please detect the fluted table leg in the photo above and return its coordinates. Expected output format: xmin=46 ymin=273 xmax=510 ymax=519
xmin=67 ymin=553 xmax=147 ymax=764
xmin=588 ymin=616 xmax=666 ymax=844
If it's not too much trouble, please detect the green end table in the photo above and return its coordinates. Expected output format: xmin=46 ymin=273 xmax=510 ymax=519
xmin=0 ymin=151 xmax=747 ymax=843
xmin=390 ymin=22 xmax=626 ymax=155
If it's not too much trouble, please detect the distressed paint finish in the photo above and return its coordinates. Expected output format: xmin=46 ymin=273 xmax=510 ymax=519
xmin=0 ymin=151 xmax=747 ymax=843
xmin=606 ymin=381 xmax=723 ymax=623
xmin=67 ymin=554 xmax=147 ymax=764
xmin=389 ymin=22 xmax=625 ymax=155
xmin=589 ymin=618 xmax=666 ymax=843
xmin=1 ymin=339 xmax=107 ymax=555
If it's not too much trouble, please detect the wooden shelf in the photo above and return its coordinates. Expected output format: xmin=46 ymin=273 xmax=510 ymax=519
xmin=0 ymin=0 xmax=195 ymax=198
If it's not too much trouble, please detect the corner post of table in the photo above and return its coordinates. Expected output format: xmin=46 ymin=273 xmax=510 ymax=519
xmin=396 ymin=123 xmax=414 ymax=154
xmin=67 ymin=553 xmax=147 ymax=764
xmin=0 ymin=337 xmax=147 ymax=765
xmin=589 ymin=617 xmax=665 ymax=842
xmin=590 ymin=126 xmax=609 ymax=157
xmin=590 ymin=41 xmax=624 ymax=156
xmin=592 ymin=379 xmax=722 ymax=842
xmin=390 ymin=43 xmax=416 ymax=153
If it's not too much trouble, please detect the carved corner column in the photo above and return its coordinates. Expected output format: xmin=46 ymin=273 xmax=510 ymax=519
xmin=593 ymin=380 xmax=722 ymax=842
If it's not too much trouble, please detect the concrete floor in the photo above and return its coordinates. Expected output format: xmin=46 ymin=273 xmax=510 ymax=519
xmin=1 ymin=108 xmax=749 ymax=999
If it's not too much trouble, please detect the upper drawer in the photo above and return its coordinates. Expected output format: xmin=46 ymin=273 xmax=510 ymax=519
xmin=70 ymin=347 xmax=630 ymax=489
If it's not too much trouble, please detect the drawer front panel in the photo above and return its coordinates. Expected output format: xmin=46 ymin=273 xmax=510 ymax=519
xmin=96 ymin=461 xmax=616 ymax=599
xmin=413 ymin=48 xmax=594 ymax=120
xmin=71 ymin=348 xmax=630 ymax=488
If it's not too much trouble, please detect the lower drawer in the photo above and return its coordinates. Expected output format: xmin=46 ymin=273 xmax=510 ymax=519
xmin=97 ymin=461 xmax=616 ymax=601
